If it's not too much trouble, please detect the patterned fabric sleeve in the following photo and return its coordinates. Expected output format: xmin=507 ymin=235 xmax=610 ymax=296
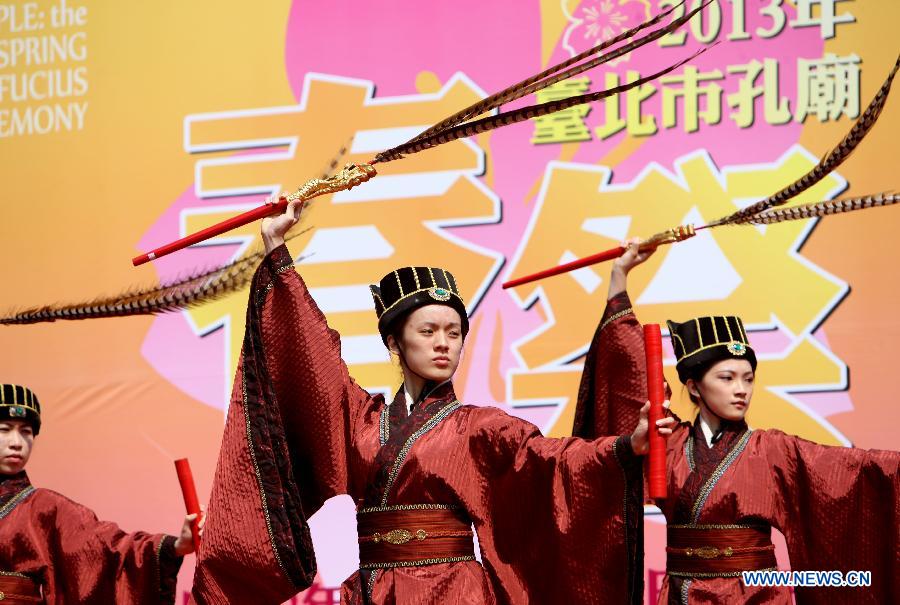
xmin=46 ymin=493 xmax=183 ymax=604
xmin=255 ymin=243 xmax=377 ymax=511
xmin=156 ymin=535 xmax=181 ymax=604
xmin=193 ymin=244 xmax=377 ymax=604
xmin=470 ymin=407 xmax=644 ymax=605
xmin=573 ymin=291 xmax=647 ymax=439
xmin=763 ymin=430 xmax=900 ymax=603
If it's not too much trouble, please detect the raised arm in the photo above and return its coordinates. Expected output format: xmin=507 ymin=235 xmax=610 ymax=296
xmin=194 ymin=200 xmax=379 ymax=603
xmin=607 ymin=238 xmax=655 ymax=300
xmin=254 ymin=242 xmax=376 ymax=508
xmin=574 ymin=239 xmax=656 ymax=438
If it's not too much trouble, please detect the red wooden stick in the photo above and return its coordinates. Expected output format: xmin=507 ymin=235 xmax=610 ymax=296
xmin=502 ymin=226 xmax=696 ymax=290
xmin=132 ymin=198 xmax=289 ymax=266
xmin=174 ymin=458 xmax=202 ymax=549
xmin=644 ymin=324 xmax=667 ymax=499
xmin=502 ymin=246 xmax=626 ymax=289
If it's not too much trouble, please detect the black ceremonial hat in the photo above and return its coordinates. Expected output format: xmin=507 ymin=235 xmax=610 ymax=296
xmin=370 ymin=267 xmax=468 ymax=344
xmin=666 ymin=316 xmax=757 ymax=384
xmin=0 ymin=384 xmax=42 ymax=434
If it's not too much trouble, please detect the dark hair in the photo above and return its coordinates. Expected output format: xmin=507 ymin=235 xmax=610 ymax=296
xmin=386 ymin=309 xmax=413 ymax=352
xmin=684 ymin=359 xmax=716 ymax=405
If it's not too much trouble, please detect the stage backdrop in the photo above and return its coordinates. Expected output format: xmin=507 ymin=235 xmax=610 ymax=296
xmin=2 ymin=1 xmax=898 ymax=602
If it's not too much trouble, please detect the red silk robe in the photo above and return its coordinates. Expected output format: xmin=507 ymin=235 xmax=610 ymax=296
xmin=192 ymin=244 xmax=645 ymax=605
xmin=0 ymin=471 xmax=182 ymax=604
xmin=575 ymin=292 xmax=900 ymax=604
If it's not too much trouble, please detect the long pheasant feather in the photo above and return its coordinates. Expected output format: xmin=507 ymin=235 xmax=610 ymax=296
xmin=403 ymin=0 xmax=701 ymax=147
xmin=375 ymin=47 xmax=707 ymax=162
xmin=737 ymin=192 xmax=900 ymax=225
xmin=708 ymin=55 xmax=900 ymax=227
xmin=1 ymin=257 xmax=257 ymax=324
xmin=444 ymin=1 xmax=710 ymax=129
xmin=0 ymin=227 xmax=312 ymax=325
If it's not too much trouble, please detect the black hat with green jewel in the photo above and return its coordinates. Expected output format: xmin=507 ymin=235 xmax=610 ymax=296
xmin=370 ymin=267 xmax=468 ymax=344
xmin=1 ymin=384 xmax=41 ymax=434
xmin=666 ymin=316 xmax=757 ymax=384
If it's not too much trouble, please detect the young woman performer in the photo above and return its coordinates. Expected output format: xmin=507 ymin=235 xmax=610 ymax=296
xmin=574 ymin=240 xmax=900 ymax=604
xmin=0 ymin=384 xmax=198 ymax=604
xmin=192 ymin=201 xmax=672 ymax=605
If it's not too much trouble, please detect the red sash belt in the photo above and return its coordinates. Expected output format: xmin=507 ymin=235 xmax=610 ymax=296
xmin=357 ymin=505 xmax=475 ymax=570
xmin=666 ymin=525 xmax=777 ymax=578
xmin=0 ymin=574 xmax=42 ymax=604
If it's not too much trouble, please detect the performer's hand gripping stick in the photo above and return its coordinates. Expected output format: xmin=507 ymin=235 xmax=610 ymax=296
xmin=502 ymin=226 xmax=695 ymax=290
xmin=131 ymin=163 xmax=377 ymax=266
xmin=643 ymin=324 xmax=667 ymax=499
xmin=174 ymin=458 xmax=202 ymax=549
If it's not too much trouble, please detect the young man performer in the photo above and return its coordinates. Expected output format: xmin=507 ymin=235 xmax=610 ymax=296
xmin=0 ymin=383 xmax=198 ymax=604
xmin=191 ymin=200 xmax=673 ymax=605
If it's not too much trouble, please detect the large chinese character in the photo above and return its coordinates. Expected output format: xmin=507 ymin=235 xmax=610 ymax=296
xmin=595 ymin=71 xmax=658 ymax=139
xmin=531 ymin=77 xmax=593 ymax=144
xmin=727 ymin=59 xmax=791 ymax=128
xmin=796 ymin=53 xmax=861 ymax=122
xmin=790 ymin=0 xmax=855 ymax=40
xmin=505 ymin=149 xmax=849 ymax=446
xmin=660 ymin=66 xmax=725 ymax=133
xmin=181 ymin=74 xmax=503 ymax=399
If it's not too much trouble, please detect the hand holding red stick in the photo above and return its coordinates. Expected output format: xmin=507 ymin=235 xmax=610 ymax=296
xmin=174 ymin=458 xmax=202 ymax=550
xmin=502 ymin=225 xmax=695 ymax=290
xmin=131 ymin=163 xmax=377 ymax=266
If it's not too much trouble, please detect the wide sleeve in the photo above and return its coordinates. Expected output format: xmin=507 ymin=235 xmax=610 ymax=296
xmin=192 ymin=243 xmax=378 ymax=605
xmin=573 ymin=291 xmax=647 ymax=439
xmin=44 ymin=492 xmax=182 ymax=604
xmin=468 ymin=407 xmax=644 ymax=605
xmin=764 ymin=430 xmax=900 ymax=603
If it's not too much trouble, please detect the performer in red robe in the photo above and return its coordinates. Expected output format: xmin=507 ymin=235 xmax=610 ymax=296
xmin=192 ymin=201 xmax=668 ymax=605
xmin=0 ymin=383 xmax=198 ymax=604
xmin=574 ymin=241 xmax=900 ymax=604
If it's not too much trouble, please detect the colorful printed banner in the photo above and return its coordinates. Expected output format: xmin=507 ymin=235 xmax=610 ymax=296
xmin=2 ymin=1 xmax=897 ymax=602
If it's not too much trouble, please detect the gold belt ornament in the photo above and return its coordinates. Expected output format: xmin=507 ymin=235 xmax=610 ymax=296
xmin=356 ymin=506 xmax=476 ymax=569
xmin=363 ymin=527 xmax=471 ymax=544
xmin=371 ymin=529 xmax=427 ymax=545
xmin=666 ymin=524 xmax=778 ymax=578
xmin=684 ymin=546 xmax=734 ymax=559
